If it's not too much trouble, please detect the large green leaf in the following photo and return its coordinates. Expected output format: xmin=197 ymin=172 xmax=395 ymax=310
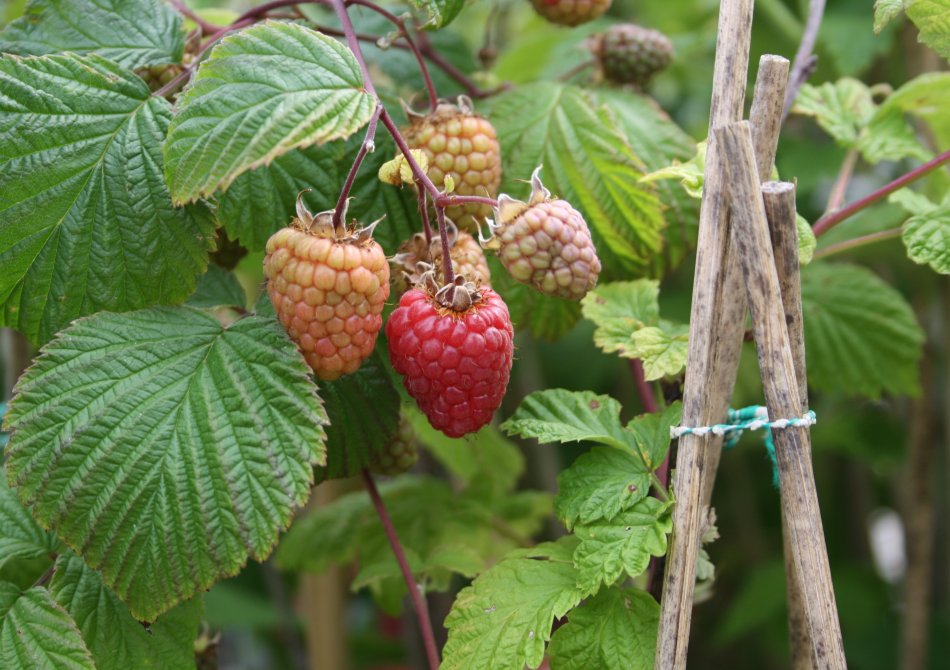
xmin=442 ymin=537 xmax=585 ymax=670
xmin=216 ymin=134 xmax=419 ymax=254
xmin=548 ymin=587 xmax=659 ymax=670
xmin=580 ymin=280 xmax=688 ymax=380
xmin=165 ymin=21 xmax=376 ymax=204
xmin=572 ymin=497 xmax=672 ymax=597
xmin=502 ymin=389 xmax=631 ymax=451
xmin=906 ymin=0 xmax=950 ymax=60
xmin=593 ymin=89 xmax=700 ymax=275
xmin=3 ymin=307 xmax=327 ymax=621
xmin=0 ymin=53 xmax=214 ymax=345
xmin=0 ymin=478 xmax=57 ymax=570
xmin=873 ymin=0 xmax=904 ymax=33
xmin=555 ymin=447 xmax=651 ymax=531
xmin=800 ymin=262 xmax=924 ymax=398
xmin=316 ymin=350 xmax=400 ymax=481
xmin=792 ymin=78 xmax=930 ymax=164
xmin=878 ymin=72 xmax=950 ymax=151
xmin=0 ymin=0 xmax=184 ymax=69
xmin=0 ymin=586 xmax=95 ymax=669
xmin=488 ymin=83 xmax=664 ymax=277
xmin=891 ymin=190 xmax=950 ymax=274
xmin=48 ymin=554 xmax=202 ymax=670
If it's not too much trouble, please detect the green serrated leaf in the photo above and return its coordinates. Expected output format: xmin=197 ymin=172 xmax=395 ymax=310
xmin=316 ymin=350 xmax=401 ymax=481
xmin=0 ymin=586 xmax=95 ymax=669
xmin=581 ymin=280 xmax=688 ymax=380
xmin=629 ymin=324 xmax=689 ymax=380
xmin=164 ymin=21 xmax=376 ymax=204
xmin=0 ymin=478 xmax=57 ymax=570
xmin=572 ymin=497 xmax=672 ymax=596
xmin=502 ymin=389 xmax=632 ymax=451
xmin=800 ymin=262 xmax=924 ymax=398
xmin=3 ymin=307 xmax=327 ymax=621
xmin=409 ymin=0 xmax=465 ymax=29
xmin=797 ymin=214 xmax=817 ymax=265
xmin=0 ymin=53 xmax=214 ymax=345
xmin=624 ymin=402 xmax=681 ymax=472
xmin=555 ymin=448 xmax=651 ymax=531
xmin=792 ymin=78 xmax=929 ymax=163
xmin=0 ymin=0 xmax=184 ymax=69
xmin=48 ymin=553 xmax=202 ymax=670
xmin=489 ymin=82 xmax=664 ymax=277
xmin=442 ymin=537 xmax=584 ymax=670
xmin=877 ymin=72 xmax=950 ymax=151
xmin=594 ymin=89 xmax=700 ymax=275
xmin=581 ymin=279 xmax=660 ymax=356
xmin=640 ymin=141 xmax=706 ymax=200
xmin=874 ymin=0 xmax=904 ymax=34
xmin=899 ymin=192 xmax=950 ymax=273
xmin=548 ymin=586 xmax=658 ymax=670
xmin=186 ymin=265 xmax=249 ymax=309
xmin=906 ymin=0 xmax=950 ymax=60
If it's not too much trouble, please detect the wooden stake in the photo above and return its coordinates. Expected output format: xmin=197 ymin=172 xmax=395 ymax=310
xmin=654 ymin=2 xmax=754 ymax=667
xmin=763 ymin=181 xmax=813 ymax=670
xmin=717 ymin=121 xmax=847 ymax=670
xmin=701 ymin=53 xmax=790 ymax=507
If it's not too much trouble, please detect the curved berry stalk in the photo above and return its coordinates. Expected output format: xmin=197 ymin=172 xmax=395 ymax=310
xmin=263 ymin=197 xmax=390 ymax=381
xmin=391 ymin=220 xmax=492 ymax=296
xmin=387 ymin=274 xmax=514 ymax=438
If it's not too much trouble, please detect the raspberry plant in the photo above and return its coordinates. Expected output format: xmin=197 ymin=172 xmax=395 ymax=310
xmin=0 ymin=0 xmax=948 ymax=669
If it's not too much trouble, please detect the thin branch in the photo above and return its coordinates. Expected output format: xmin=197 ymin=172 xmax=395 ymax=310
xmin=380 ymin=109 xmax=441 ymax=201
xmin=32 ymin=561 xmax=57 ymax=589
xmin=435 ymin=207 xmax=455 ymax=283
xmin=812 ymin=149 xmax=950 ymax=236
xmin=153 ymin=19 xmax=255 ymax=98
xmin=166 ymin=0 xmax=220 ymax=35
xmin=782 ymin=0 xmax=826 ymax=121
xmin=362 ymin=470 xmax=440 ymax=670
xmin=436 ymin=194 xmax=498 ymax=209
xmin=418 ymin=189 xmax=433 ymax=244
xmin=824 ymin=148 xmax=859 ymax=214
xmin=346 ymin=0 xmax=438 ymax=111
xmin=557 ymin=59 xmax=595 ymax=82
xmin=332 ymin=103 xmax=383 ymax=231
xmin=813 ymin=227 xmax=902 ymax=259
xmin=416 ymin=31 xmax=510 ymax=99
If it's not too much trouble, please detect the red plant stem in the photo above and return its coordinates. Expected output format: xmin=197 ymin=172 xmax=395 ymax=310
xmin=362 ymin=470 xmax=440 ymax=670
xmin=345 ymin=0 xmax=438 ymax=112
xmin=782 ymin=0 xmax=825 ymax=120
xmin=332 ymin=103 xmax=383 ymax=231
xmin=235 ymin=0 xmax=321 ymax=23
xmin=812 ymin=149 xmax=950 ymax=236
xmin=813 ymin=226 xmax=903 ymax=259
xmin=629 ymin=359 xmax=667 ymax=485
xmin=167 ymin=0 xmax=220 ymax=35
xmin=437 ymin=194 xmax=498 ymax=209
xmin=379 ymin=110 xmax=441 ymax=200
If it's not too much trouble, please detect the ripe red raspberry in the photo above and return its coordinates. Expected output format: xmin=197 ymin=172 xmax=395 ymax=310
xmin=530 ymin=0 xmax=611 ymax=27
xmin=403 ymin=98 xmax=501 ymax=231
xmin=370 ymin=415 xmax=419 ymax=476
xmin=591 ymin=24 xmax=674 ymax=88
xmin=391 ymin=222 xmax=491 ymax=295
xmin=386 ymin=277 xmax=514 ymax=438
xmin=264 ymin=198 xmax=390 ymax=381
xmin=488 ymin=167 xmax=601 ymax=301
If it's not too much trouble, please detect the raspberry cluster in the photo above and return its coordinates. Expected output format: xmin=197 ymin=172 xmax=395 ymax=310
xmin=264 ymin=203 xmax=390 ymax=381
xmin=404 ymin=99 xmax=501 ymax=231
xmin=391 ymin=223 xmax=491 ymax=296
xmin=530 ymin=0 xmax=612 ymax=27
xmin=386 ymin=278 xmax=513 ymax=438
xmin=489 ymin=168 xmax=601 ymax=301
xmin=370 ymin=415 xmax=419 ymax=476
xmin=592 ymin=24 xmax=674 ymax=88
